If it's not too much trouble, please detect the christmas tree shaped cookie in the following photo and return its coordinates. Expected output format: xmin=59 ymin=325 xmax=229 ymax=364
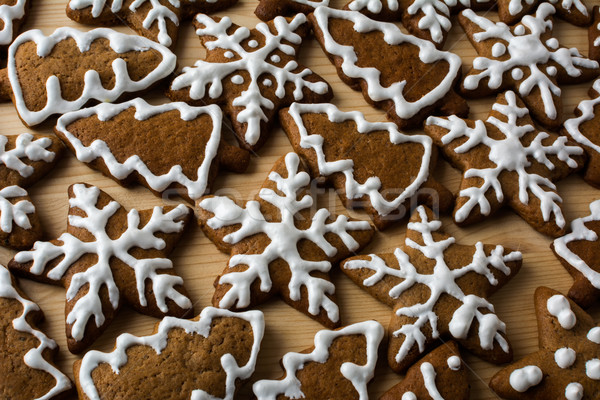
xmin=459 ymin=4 xmax=599 ymax=129
xmin=0 ymin=264 xmax=73 ymax=400
xmin=55 ymin=98 xmax=250 ymax=203
xmin=280 ymin=102 xmax=453 ymax=230
xmin=425 ymin=91 xmax=585 ymax=237
xmin=75 ymin=307 xmax=264 ymax=400
xmin=66 ymin=0 xmax=238 ymax=47
xmin=167 ymin=14 xmax=332 ymax=152
xmin=309 ymin=6 xmax=468 ymax=130
xmin=0 ymin=27 xmax=176 ymax=127
xmin=197 ymin=152 xmax=374 ymax=329
xmin=253 ymin=320 xmax=384 ymax=400
xmin=9 ymin=183 xmax=194 ymax=353
xmin=342 ymin=205 xmax=522 ymax=372
xmin=490 ymin=287 xmax=600 ymax=399
xmin=255 ymin=0 xmax=330 ymax=20
xmin=0 ymin=132 xmax=63 ymax=249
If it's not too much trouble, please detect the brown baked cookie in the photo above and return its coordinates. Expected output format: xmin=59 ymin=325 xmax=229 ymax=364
xmin=9 ymin=183 xmax=194 ymax=354
xmin=66 ymin=0 xmax=238 ymax=47
xmin=74 ymin=307 xmax=264 ymax=400
xmin=0 ymin=27 xmax=176 ymax=127
xmin=552 ymin=200 xmax=600 ymax=309
xmin=279 ymin=102 xmax=453 ymax=230
xmin=197 ymin=152 xmax=374 ymax=329
xmin=380 ymin=342 xmax=469 ymax=400
xmin=252 ymin=320 xmax=384 ymax=399
xmin=55 ymin=98 xmax=250 ymax=203
xmin=342 ymin=205 xmax=522 ymax=373
xmin=0 ymin=132 xmax=63 ymax=249
xmin=255 ymin=0 xmax=329 ymax=20
xmin=459 ymin=4 xmax=599 ymax=130
xmin=166 ymin=13 xmax=332 ymax=152
xmin=425 ymin=91 xmax=585 ymax=238
xmin=0 ymin=0 xmax=29 ymax=49
xmin=489 ymin=287 xmax=600 ymax=399
xmin=497 ymin=0 xmax=590 ymax=26
xmin=589 ymin=6 xmax=600 ymax=61
xmin=0 ymin=264 xmax=73 ymax=400
xmin=308 ymin=6 xmax=468 ymax=130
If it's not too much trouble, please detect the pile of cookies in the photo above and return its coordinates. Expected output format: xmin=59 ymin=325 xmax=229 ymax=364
xmin=1 ymin=0 xmax=600 ymax=399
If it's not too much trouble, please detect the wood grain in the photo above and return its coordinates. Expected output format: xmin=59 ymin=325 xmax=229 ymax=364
xmin=3 ymin=0 xmax=600 ymax=399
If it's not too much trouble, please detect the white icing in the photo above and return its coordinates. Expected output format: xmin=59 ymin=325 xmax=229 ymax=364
xmin=7 ymin=27 xmax=176 ymax=126
xmin=286 ymin=102 xmax=432 ymax=217
xmin=248 ymin=39 xmax=258 ymax=48
xmin=461 ymin=4 xmax=598 ymax=121
xmin=231 ymin=74 xmax=244 ymax=84
xmin=492 ymin=42 xmax=506 ymax=57
xmin=252 ymin=320 xmax=384 ymax=400
xmin=509 ymin=365 xmax=543 ymax=392
xmin=170 ymin=14 xmax=328 ymax=147
xmin=588 ymin=326 xmax=600 ymax=344
xmin=586 ymin=359 xmax=600 ymax=379
xmin=0 ymin=0 xmax=26 ymax=46
xmin=13 ymin=184 xmax=192 ymax=342
xmin=564 ymin=79 xmax=600 ymax=165
xmin=0 ymin=133 xmax=56 ymax=178
xmin=262 ymin=78 xmax=272 ymax=87
xmin=270 ymin=54 xmax=280 ymax=63
xmin=547 ymin=294 xmax=577 ymax=329
xmin=553 ymin=200 xmax=600 ymax=290
xmin=420 ymin=362 xmax=444 ymax=399
xmin=565 ymin=382 xmax=584 ymax=400
xmin=401 ymin=393 xmax=417 ymax=400
xmin=546 ymin=66 xmax=557 ymax=76
xmin=348 ymin=0 xmax=400 ymax=13
xmin=224 ymin=50 xmax=234 ymax=58
xmin=78 ymin=307 xmax=264 ymax=400
xmin=426 ymin=91 xmax=581 ymax=228
xmin=507 ymin=0 xmax=588 ymax=17
xmin=511 ymin=68 xmax=524 ymax=80
xmin=554 ymin=347 xmax=576 ymax=369
xmin=0 ymin=264 xmax=72 ymax=400
xmin=198 ymin=153 xmax=371 ymax=324
xmin=0 ymin=185 xmax=34 ymax=233
xmin=311 ymin=6 xmax=461 ymax=120
xmin=447 ymin=355 xmax=461 ymax=370
xmin=343 ymin=206 xmax=521 ymax=364
xmin=55 ymin=99 xmax=222 ymax=200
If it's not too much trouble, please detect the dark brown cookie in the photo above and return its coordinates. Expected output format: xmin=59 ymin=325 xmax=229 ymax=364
xmin=255 ymin=0 xmax=329 ymax=20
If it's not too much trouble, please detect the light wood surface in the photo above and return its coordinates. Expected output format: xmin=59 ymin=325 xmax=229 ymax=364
xmin=4 ymin=0 xmax=600 ymax=398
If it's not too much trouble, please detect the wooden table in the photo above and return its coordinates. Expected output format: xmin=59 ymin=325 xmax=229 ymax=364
xmin=4 ymin=0 xmax=600 ymax=398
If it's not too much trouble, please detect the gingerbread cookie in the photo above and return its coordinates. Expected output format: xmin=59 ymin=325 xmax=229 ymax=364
xmin=0 ymin=27 xmax=176 ymax=127
xmin=255 ymin=0 xmax=330 ymax=20
xmin=197 ymin=152 xmax=374 ymax=329
xmin=55 ymin=98 xmax=250 ymax=203
xmin=0 ymin=0 xmax=29 ymax=48
xmin=459 ymin=4 xmax=599 ymax=130
xmin=589 ymin=6 xmax=600 ymax=61
xmin=253 ymin=320 xmax=384 ymax=400
xmin=0 ymin=132 xmax=63 ymax=249
xmin=75 ymin=307 xmax=264 ymax=400
xmin=279 ymin=102 xmax=453 ymax=230
xmin=9 ymin=183 xmax=194 ymax=354
xmin=342 ymin=205 xmax=522 ymax=373
xmin=66 ymin=0 xmax=238 ymax=47
xmin=380 ymin=342 xmax=469 ymax=400
xmin=0 ymin=264 xmax=73 ymax=400
xmin=167 ymin=13 xmax=332 ymax=152
xmin=497 ymin=0 xmax=590 ymax=26
xmin=552 ymin=200 xmax=600 ymax=309
xmin=308 ymin=6 xmax=468 ymax=130
xmin=425 ymin=91 xmax=585 ymax=238
xmin=489 ymin=287 xmax=600 ymax=399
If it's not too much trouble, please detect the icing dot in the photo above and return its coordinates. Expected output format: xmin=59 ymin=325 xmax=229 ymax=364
xmin=511 ymin=68 xmax=524 ymax=81
xmin=492 ymin=43 xmax=506 ymax=58
xmin=547 ymin=295 xmax=576 ymax=330
xmin=554 ymin=348 xmax=576 ymax=369
xmin=546 ymin=38 xmax=559 ymax=49
xmin=546 ymin=66 xmax=557 ymax=76
xmin=224 ymin=51 xmax=234 ymax=59
xmin=248 ymin=40 xmax=259 ymax=48
xmin=514 ymin=25 xmax=526 ymax=35
xmin=509 ymin=365 xmax=543 ymax=392
xmin=263 ymin=79 xmax=273 ymax=87
xmin=231 ymin=75 xmax=244 ymax=85
xmin=588 ymin=327 xmax=600 ymax=344
xmin=270 ymin=54 xmax=281 ymax=63
xmin=401 ymin=392 xmax=417 ymax=400
xmin=447 ymin=355 xmax=461 ymax=371
xmin=586 ymin=359 xmax=600 ymax=380
xmin=565 ymin=382 xmax=583 ymax=400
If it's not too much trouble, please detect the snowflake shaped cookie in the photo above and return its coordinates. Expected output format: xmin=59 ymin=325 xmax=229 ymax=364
xmin=497 ymin=0 xmax=590 ymax=26
xmin=280 ymin=102 xmax=453 ymax=230
xmin=490 ymin=287 xmax=600 ymax=399
xmin=0 ymin=132 xmax=63 ymax=249
xmin=459 ymin=4 xmax=599 ymax=129
xmin=309 ymin=6 xmax=468 ymax=130
xmin=9 ymin=183 xmax=194 ymax=354
xmin=253 ymin=320 xmax=384 ymax=400
xmin=0 ymin=264 xmax=73 ymax=400
xmin=197 ymin=152 xmax=374 ymax=328
xmin=255 ymin=0 xmax=330 ymax=20
xmin=167 ymin=14 xmax=332 ymax=152
xmin=66 ymin=0 xmax=238 ymax=47
xmin=425 ymin=91 xmax=585 ymax=237
xmin=342 ymin=205 xmax=522 ymax=372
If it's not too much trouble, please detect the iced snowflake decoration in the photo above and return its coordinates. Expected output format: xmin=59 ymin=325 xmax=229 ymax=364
xmin=0 ymin=133 xmax=56 ymax=178
xmin=10 ymin=184 xmax=192 ymax=352
xmin=0 ymin=186 xmax=33 ymax=233
xmin=461 ymin=4 xmax=598 ymax=125
xmin=348 ymin=0 xmax=400 ymax=13
xmin=198 ymin=153 xmax=372 ymax=327
xmin=343 ymin=206 xmax=522 ymax=371
xmin=169 ymin=14 xmax=330 ymax=149
xmin=426 ymin=91 xmax=583 ymax=236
